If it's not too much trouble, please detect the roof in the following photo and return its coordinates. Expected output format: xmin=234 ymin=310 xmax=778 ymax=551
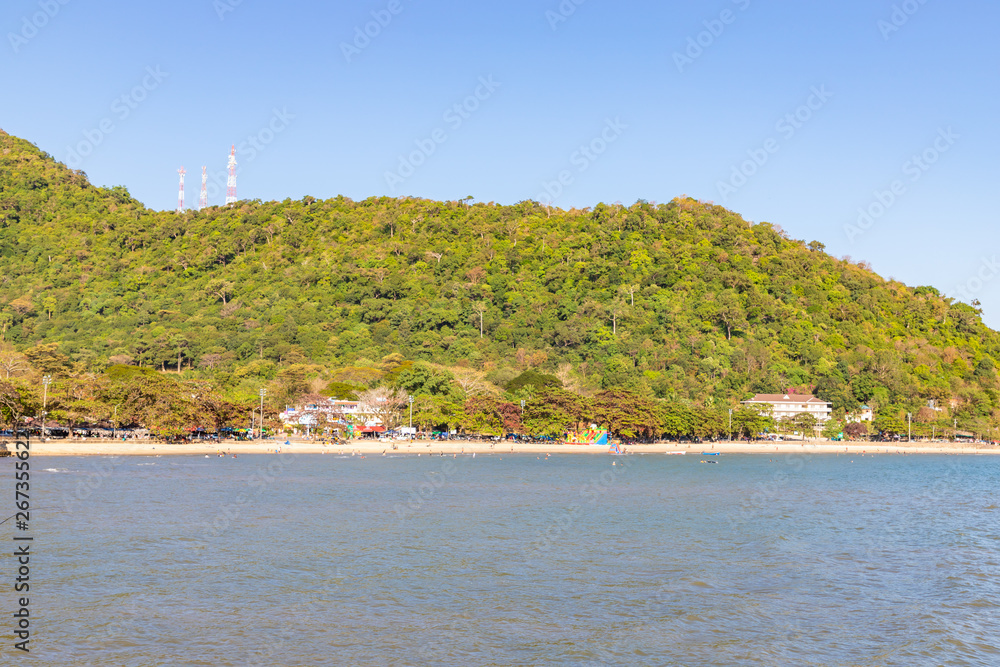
xmin=743 ymin=394 xmax=830 ymax=404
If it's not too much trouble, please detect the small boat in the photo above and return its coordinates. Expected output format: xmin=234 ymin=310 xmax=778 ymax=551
xmin=701 ymin=452 xmax=720 ymax=456
xmin=665 ymin=451 xmax=686 ymax=455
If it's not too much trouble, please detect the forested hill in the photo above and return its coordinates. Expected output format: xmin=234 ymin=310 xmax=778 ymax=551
xmin=1 ymin=129 xmax=998 ymax=430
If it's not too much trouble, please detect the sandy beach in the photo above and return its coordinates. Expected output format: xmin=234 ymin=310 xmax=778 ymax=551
xmin=18 ymin=438 xmax=1000 ymax=457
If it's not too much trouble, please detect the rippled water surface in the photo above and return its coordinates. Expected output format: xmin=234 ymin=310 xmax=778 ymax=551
xmin=6 ymin=452 xmax=1000 ymax=665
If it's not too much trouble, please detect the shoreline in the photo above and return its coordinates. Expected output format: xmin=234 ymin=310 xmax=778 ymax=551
xmin=14 ymin=438 xmax=1000 ymax=457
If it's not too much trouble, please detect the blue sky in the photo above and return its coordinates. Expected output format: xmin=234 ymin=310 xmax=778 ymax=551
xmin=2 ymin=0 xmax=998 ymax=325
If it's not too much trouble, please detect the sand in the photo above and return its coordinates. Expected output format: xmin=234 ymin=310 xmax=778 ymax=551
xmin=18 ymin=438 xmax=1000 ymax=457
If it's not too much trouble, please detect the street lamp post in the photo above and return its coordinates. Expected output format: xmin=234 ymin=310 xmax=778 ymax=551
xmin=259 ymin=388 xmax=267 ymax=439
xmin=41 ymin=375 xmax=52 ymax=441
xmin=907 ymin=412 xmax=912 ymax=443
xmin=408 ymin=395 xmax=414 ymax=429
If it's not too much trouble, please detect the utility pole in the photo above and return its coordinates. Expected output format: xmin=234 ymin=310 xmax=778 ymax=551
xmin=41 ymin=375 xmax=51 ymax=441
xmin=259 ymin=388 xmax=267 ymax=439
xmin=408 ymin=395 xmax=414 ymax=429
xmin=907 ymin=412 xmax=911 ymax=443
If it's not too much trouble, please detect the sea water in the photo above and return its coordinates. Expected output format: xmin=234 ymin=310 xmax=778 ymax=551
xmin=6 ymin=452 xmax=999 ymax=666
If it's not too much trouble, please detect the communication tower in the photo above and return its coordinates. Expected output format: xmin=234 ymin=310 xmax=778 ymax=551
xmin=199 ymin=166 xmax=208 ymax=209
xmin=225 ymin=145 xmax=237 ymax=204
xmin=176 ymin=167 xmax=186 ymax=213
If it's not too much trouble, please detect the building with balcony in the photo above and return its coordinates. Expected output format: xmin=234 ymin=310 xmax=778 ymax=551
xmin=741 ymin=393 xmax=833 ymax=423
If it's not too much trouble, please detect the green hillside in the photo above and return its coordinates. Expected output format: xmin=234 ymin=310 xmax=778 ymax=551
xmin=1 ymin=129 xmax=997 ymax=437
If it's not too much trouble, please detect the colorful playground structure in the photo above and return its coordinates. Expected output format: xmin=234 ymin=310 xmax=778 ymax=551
xmin=566 ymin=428 xmax=609 ymax=445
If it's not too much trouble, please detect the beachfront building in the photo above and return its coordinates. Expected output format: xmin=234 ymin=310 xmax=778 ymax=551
xmin=742 ymin=393 xmax=833 ymax=423
xmin=846 ymin=404 xmax=873 ymax=423
xmin=280 ymin=399 xmax=378 ymax=435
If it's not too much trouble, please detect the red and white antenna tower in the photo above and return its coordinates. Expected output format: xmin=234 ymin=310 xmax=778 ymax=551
xmin=199 ymin=166 xmax=208 ymax=209
xmin=225 ymin=145 xmax=237 ymax=204
xmin=176 ymin=167 xmax=186 ymax=213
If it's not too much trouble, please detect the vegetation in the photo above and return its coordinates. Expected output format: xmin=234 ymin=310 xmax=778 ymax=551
xmin=1 ymin=129 xmax=999 ymax=439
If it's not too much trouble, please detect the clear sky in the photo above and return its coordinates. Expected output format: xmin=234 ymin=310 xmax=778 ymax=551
xmin=2 ymin=0 xmax=998 ymax=325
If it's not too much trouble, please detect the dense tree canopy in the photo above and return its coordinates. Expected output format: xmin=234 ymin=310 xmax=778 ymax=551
xmin=2 ymin=129 xmax=999 ymax=439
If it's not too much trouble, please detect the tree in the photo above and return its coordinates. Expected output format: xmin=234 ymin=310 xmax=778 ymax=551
xmin=357 ymin=386 xmax=408 ymax=431
xmin=411 ymin=394 xmax=460 ymax=432
xmin=322 ymin=381 xmax=364 ymax=401
xmin=716 ymin=291 xmax=747 ymax=340
xmin=452 ymin=368 xmax=491 ymax=398
xmin=102 ymin=371 xmax=199 ymax=437
xmin=606 ymin=298 xmax=628 ymax=336
xmin=791 ymin=412 xmax=818 ymax=440
xmin=523 ymin=387 xmax=588 ymax=437
xmin=0 ymin=379 xmax=37 ymax=431
xmin=0 ymin=345 xmax=29 ymax=379
xmin=821 ymin=418 xmax=843 ymax=440
xmin=394 ymin=363 xmax=456 ymax=398
xmin=506 ymin=369 xmax=561 ymax=395
xmin=0 ymin=312 xmax=13 ymax=340
xmin=23 ymin=342 xmax=70 ymax=376
xmin=206 ymin=279 xmax=235 ymax=305
xmin=462 ymin=395 xmax=521 ymax=435
xmin=659 ymin=402 xmax=697 ymax=438
xmin=591 ymin=389 xmax=659 ymax=439
xmin=198 ymin=394 xmax=248 ymax=432
xmin=873 ymin=414 xmax=905 ymax=438
xmin=731 ymin=405 xmax=774 ymax=438
xmin=472 ymin=301 xmax=490 ymax=339
xmin=844 ymin=421 xmax=868 ymax=440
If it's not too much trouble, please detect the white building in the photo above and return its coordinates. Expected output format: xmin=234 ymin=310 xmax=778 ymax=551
xmin=280 ymin=399 xmax=377 ymax=432
xmin=742 ymin=393 xmax=833 ymax=423
xmin=846 ymin=404 xmax=873 ymax=423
